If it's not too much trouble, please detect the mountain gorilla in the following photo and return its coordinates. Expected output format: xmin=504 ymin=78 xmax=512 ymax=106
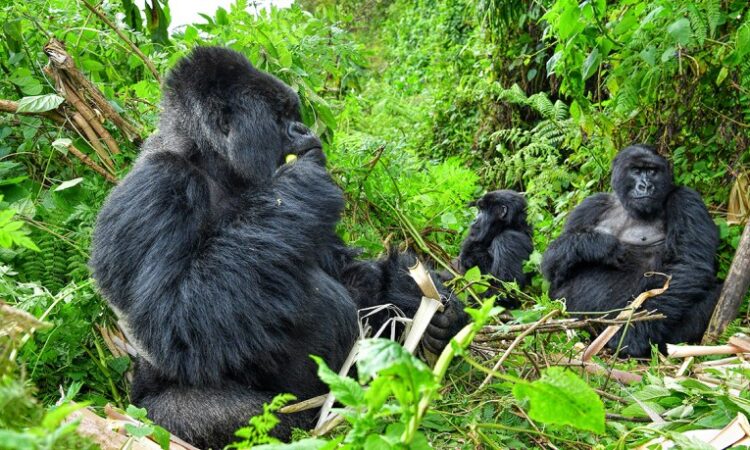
xmin=458 ymin=190 xmax=533 ymax=307
xmin=90 ymin=47 xmax=466 ymax=449
xmin=542 ymin=144 xmax=721 ymax=357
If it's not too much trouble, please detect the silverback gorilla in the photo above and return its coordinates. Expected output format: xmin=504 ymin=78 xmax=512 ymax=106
xmin=458 ymin=190 xmax=533 ymax=307
xmin=542 ymin=144 xmax=720 ymax=357
xmin=90 ymin=47 xmax=465 ymax=449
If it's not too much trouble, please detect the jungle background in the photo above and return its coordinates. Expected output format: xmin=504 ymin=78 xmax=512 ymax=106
xmin=1 ymin=0 xmax=749 ymax=448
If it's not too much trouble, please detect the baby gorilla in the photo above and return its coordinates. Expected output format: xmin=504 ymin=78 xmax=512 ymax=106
xmin=90 ymin=47 xmax=465 ymax=449
xmin=458 ymin=190 xmax=533 ymax=307
xmin=542 ymin=144 xmax=721 ymax=357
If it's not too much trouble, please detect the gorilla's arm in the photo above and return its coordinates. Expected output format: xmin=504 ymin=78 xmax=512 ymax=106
xmin=489 ymin=230 xmax=533 ymax=283
xmin=542 ymin=194 xmax=623 ymax=286
xmin=664 ymin=187 xmax=719 ymax=270
xmin=91 ymin=150 xmax=349 ymax=387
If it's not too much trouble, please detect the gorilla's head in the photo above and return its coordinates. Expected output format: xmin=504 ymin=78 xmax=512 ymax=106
xmin=469 ymin=190 xmax=528 ymax=243
xmin=612 ymin=144 xmax=674 ymax=219
xmin=160 ymin=46 xmax=321 ymax=182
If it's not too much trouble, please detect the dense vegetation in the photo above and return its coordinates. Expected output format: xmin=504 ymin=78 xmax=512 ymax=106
xmin=1 ymin=0 xmax=748 ymax=448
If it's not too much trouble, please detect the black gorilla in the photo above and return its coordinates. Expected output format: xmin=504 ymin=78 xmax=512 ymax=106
xmin=542 ymin=144 xmax=720 ymax=357
xmin=89 ymin=47 xmax=465 ymax=449
xmin=458 ymin=190 xmax=533 ymax=307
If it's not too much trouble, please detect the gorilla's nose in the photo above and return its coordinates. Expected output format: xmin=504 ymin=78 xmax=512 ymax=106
xmin=287 ymin=121 xmax=312 ymax=139
xmin=635 ymin=181 xmax=653 ymax=196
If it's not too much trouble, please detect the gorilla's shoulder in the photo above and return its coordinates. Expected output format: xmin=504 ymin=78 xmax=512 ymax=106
xmin=579 ymin=192 xmax=613 ymax=206
xmin=668 ymin=186 xmax=705 ymax=205
xmin=571 ymin=192 xmax=614 ymax=216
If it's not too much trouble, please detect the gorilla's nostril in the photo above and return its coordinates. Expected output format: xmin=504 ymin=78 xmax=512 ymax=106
xmin=288 ymin=121 xmax=311 ymax=138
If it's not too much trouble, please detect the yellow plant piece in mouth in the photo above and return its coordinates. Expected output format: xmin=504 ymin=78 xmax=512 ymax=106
xmin=285 ymin=154 xmax=298 ymax=164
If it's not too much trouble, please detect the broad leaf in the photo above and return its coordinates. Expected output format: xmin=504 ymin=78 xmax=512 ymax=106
xmin=15 ymin=94 xmax=64 ymax=113
xmin=513 ymin=367 xmax=605 ymax=434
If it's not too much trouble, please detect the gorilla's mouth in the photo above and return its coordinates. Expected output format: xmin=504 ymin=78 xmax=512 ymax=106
xmin=279 ymin=143 xmax=322 ymax=167
xmin=631 ymin=195 xmax=654 ymax=200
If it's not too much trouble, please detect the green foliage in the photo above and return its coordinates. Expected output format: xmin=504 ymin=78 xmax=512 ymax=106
xmin=121 ymin=405 xmax=172 ymax=450
xmin=227 ymin=394 xmax=297 ymax=448
xmin=513 ymin=367 xmax=606 ymax=434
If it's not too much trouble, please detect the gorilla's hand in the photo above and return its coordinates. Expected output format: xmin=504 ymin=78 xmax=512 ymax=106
xmin=422 ymin=296 xmax=469 ymax=355
xmin=300 ymin=147 xmax=326 ymax=167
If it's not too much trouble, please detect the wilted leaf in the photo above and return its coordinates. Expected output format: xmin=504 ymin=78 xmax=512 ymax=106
xmin=54 ymin=178 xmax=84 ymax=191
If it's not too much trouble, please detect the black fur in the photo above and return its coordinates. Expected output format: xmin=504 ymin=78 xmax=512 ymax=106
xmin=542 ymin=144 xmax=721 ymax=357
xmin=90 ymin=47 xmax=466 ymax=449
xmin=458 ymin=190 xmax=533 ymax=307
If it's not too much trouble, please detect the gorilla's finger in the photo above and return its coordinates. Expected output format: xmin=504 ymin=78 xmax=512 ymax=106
xmin=302 ymin=148 xmax=326 ymax=166
xmin=426 ymin=322 xmax=454 ymax=341
xmin=429 ymin=311 xmax=452 ymax=328
xmin=422 ymin=334 xmax=447 ymax=355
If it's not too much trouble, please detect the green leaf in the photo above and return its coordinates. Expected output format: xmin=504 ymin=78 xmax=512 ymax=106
xmin=581 ymin=47 xmax=600 ymax=81
xmin=464 ymin=266 xmax=481 ymax=283
xmin=254 ymin=437 xmax=341 ymax=450
xmin=312 ymin=356 xmax=364 ymax=407
xmin=715 ymin=67 xmax=728 ymax=86
xmin=151 ymin=426 xmax=171 ymax=450
xmin=41 ymin=402 xmax=89 ymax=429
xmin=125 ymin=423 xmax=155 ymax=438
xmin=557 ymin=4 xmax=582 ymax=40
xmin=667 ymin=18 xmax=691 ymax=45
xmin=52 ymin=138 xmax=72 ymax=154
xmin=15 ymin=94 xmax=65 ymax=113
xmin=126 ymin=404 xmax=148 ymax=421
xmin=513 ymin=367 xmax=605 ymax=434
xmin=546 ymin=51 xmax=562 ymax=76
xmin=356 ymin=339 xmax=414 ymax=380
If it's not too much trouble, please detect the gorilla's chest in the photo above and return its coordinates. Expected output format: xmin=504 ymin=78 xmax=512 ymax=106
xmin=594 ymin=200 xmax=666 ymax=246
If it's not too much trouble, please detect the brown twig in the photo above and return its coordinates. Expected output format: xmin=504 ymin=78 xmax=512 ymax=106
xmin=475 ymin=310 xmax=666 ymax=342
xmin=78 ymin=0 xmax=160 ymax=82
xmin=605 ymin=413 xmax=651 ymax=423
xmin=478 ymin=310 xmax=559 ymax=389
xmin=554 ymin=356 xmax=642 ymax=384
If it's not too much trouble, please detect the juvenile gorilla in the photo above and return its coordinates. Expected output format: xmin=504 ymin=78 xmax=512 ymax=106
xmin=458 ymin=190 xmax=533 ymax=307
xmin=542 ymin=144 xmax=720 ymax=357
xmin=90 ymin=47 xmax=465 ymax=449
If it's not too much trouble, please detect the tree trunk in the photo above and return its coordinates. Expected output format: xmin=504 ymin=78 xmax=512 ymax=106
xmin=702 ymin=220 xmax=750 ymax=343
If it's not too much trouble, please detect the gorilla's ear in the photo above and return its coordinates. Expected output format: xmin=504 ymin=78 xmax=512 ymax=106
xmin=500 ymin=205 xmax=508 ymax=218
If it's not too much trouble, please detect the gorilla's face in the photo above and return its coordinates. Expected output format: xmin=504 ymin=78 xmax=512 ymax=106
xmin=612 ymin=145 xmax=673 ymax=219
xmin=162 ymin=47 xmax=321 ymax=182
xmin=469 ymin=190 xmax=527 ymax=243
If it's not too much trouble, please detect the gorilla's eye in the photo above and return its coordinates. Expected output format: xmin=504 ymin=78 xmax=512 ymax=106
xmin=647 ymin=168 xmax=657 ymax=176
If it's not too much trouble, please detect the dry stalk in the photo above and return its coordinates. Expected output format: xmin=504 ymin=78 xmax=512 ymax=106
xmin=551 ymin=353 xmax=643 ymax=384
xmin=43 ymin=39 xmax=140 ymax=140
xmin=478 ymin=309 xmax=559 ymax=389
